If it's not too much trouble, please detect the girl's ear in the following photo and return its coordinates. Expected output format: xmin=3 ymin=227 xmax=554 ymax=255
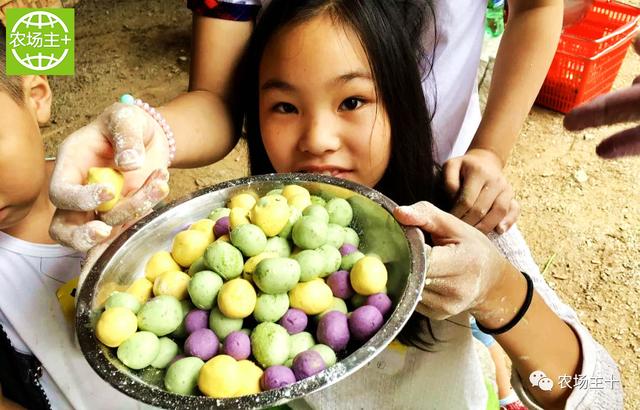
xmin=22 ymin=75 xmax=52 ymax=124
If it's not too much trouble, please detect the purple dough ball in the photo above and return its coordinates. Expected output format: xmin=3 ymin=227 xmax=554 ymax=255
xmin=222 ymin=330 xmax=251 ymax=360
xmin=348 ymin=305 xmax=383 ymax=341
xmin=316 ymin=310 xmax=350 ymax=351
xmin=260 ymin=365 xmax=297 ymax=390
xmin=214 ymin=216 xmax=231 ymax=237
xmin=184 ymin=309 xmax=209 ymax=334
xmin=278 ymin=308 xmax=308 ymax=335
xmin=365 ymin=293 xmax=393 ymax=317
xmin=292 ymin=350 xmax=326 ymax=381
xmin=184 ymin=328 xmax=219 ymax=361
xmin=326 ymin=270 xmax=354 ymax=299
xmin=339 ymin=243 xmax=357 ymax=256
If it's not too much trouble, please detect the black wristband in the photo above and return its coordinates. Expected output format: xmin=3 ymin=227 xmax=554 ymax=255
xmin=476 ymin=271 xmax=534 ymax=335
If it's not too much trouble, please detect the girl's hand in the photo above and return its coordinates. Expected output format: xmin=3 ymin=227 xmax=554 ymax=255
xmin=443 ymin=148 xmax=519 ymax=234
xmin=393 ymin=201 xmax=511 ymax=320
xmin=49 ymin=102 xmax=171 ymax=252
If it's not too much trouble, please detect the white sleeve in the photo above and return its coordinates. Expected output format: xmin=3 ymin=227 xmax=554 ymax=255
xmin=488 ymin=226 xmax=623 ymax=410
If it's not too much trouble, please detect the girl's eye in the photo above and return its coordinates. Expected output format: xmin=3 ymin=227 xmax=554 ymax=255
xmin=339 ymin=97 xmax=365 ymax=111
xmin=273 ymin=103 xmax=298 ymax=114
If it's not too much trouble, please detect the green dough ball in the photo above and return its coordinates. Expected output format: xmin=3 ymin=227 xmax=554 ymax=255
xmin=266 ymin=188 xmax=283 ymax=196
xmin=318 ymin=244 xmax=342 ymax=277
xmin=292 ymin=249 xmax=325 ymax=282
xmin=277 ymin=207 xmax=301 ymax=240
xmin=251 ymin=322 xmax=290 ymax=368
xmin=341 ymin=251 xmax=365 ymax=271
xmin=230 ymin=223 xmax=267 ymax=257
xmin=288 ymin=331 xmax=315 ymax=359
xmin=187 ymin=256 xmax=207 ymax=276
xmin=164 ymin=357 xmax=204 ymax=395
xmin=117 ymin=331 xmax=160 ymax=370
xmin=310 ymin=344 xmax=337 ymax=366
xmin=292 ymin=216 xmax=328 ymax=250
xmin=254 ymin=257 xmax=301 ymax=294
xmin=105 ymin=291 xmax=141 ymax=313
xmin=310 ymin=195 xmax=326 ymax=206
xmin=137 ymin=295 xmax=183 ymax=336
xmin=203 ymin=240 xmax=244 ymax=280
xmin=171 ymin=299 xmax=193 ymax=338
xmin=207 ymin=207 xmax=231 ymax=223
xmin=325 ymin=223 xmax=345 ymax=249
xmin=188 ymin=270 xmax=223 ymax=310
xmin=265 ymin=236 xmax=292 ymax=257
xmin=351 ymin=293 xmax=368 ymax=309
xmin=326 ymin=198 xmax=353 ymax=227
xmin=209 ymin=307 xmax=243 ymax=340
xmin=342 ymin=227 xmax=360 ymax=248
xmin=302 ymin=204 xmax=329 ymax=224
xmin=150 ymin=337 xmax=180 ymax=369
xmin=318 ymin=297 xmax=349 ymax=319
xmin=254 ymin=293 xmax=290 ymax=322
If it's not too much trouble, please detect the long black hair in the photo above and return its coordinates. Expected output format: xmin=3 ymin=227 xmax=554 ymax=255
xmin=239 ymin=0 xmax=446 ymax=349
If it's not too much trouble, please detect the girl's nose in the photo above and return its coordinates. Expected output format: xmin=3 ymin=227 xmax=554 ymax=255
xmin=298 ymin=113 xmax=341 ymax=155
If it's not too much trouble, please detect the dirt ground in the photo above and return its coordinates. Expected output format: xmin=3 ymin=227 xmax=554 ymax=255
xmin=42 ymin=0 xmax=639 ymax=407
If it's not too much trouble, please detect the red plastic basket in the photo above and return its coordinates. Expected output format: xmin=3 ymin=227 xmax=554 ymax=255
xmin=535 ymin=0 xmax=640 ymax=113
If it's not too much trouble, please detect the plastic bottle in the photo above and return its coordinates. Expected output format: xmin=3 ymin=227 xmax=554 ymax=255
xmin=485 ymin=0 xmax=505 ymax=38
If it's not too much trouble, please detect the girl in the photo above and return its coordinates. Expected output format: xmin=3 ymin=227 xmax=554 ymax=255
xmin=234 ymin=1 xmax=621 ymax=409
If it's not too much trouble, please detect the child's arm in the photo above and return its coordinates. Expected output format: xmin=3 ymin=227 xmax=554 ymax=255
xmin=49 ymin=14 xmax=254 ymax=251
xmin=445 ymin=0 xmax=563 ymax=234
xmin=394 ymin=202 xmax=621 ymax=409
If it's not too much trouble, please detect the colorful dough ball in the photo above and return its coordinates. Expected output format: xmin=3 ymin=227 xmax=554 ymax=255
xmin=105 ymin=291 xmax=141 ymax=314
xmin=342 ymin=227 xmax=360 ymax=248
xmin=96 ymin=306 xmax=138 ymax=348
xmin=144 ymin=250 xmax=181 ymax=282
xmin=189 ymin=218 xmax=216 ymax=243
xmin=208 ymin=307 xmax=243 ymax=340
xmin=292 ymin=350 xmax=326 ymax=381
xmin=198 ymin=354 xmax=241 ymax=398
xmin=213 ymin=215 xmax=231 ymax=237
xmin=325 ymin=223 xmax=345 ymax=249
xmin=171 ymin=299 xmax=193 ymax=339
xmin=217 ymin=278 xmax=257 ymax=319
xmin=223 ymin=330 xmax=251 ymax=360
xmin=366 ymin=293 xmax=393 ymax=317
xmin=293 ymin=249 xmax=325 ymax=282
xmin=261 ymin=365 xmax=296 ymax=390
xmin=250 ymin=194 xmax=291 ymax=237
xmin=325 ymin=198 xmax=353 ymax=227
xmin=292 ymin=216 xmax=328 ymax=250
xmin=137 ymin=295 xmax=183 ymax=337
xmin=171 ymin=229 xmax=211 ymax=267
xmin=278 ymin=308 xmax=308 ymax=335
xmin=187 ymin=256 xmax=207 ymax=276
xmin=203 ymin=240 xmax=244 ymax=280
xmin=264 ymin=236 xmax=292 ymax=257
xmin=164 ymin=357 xmax=205 ymax=395
xmin=253 ymin=292 xmax=290 ymax=323
xmin=126 ymin=277 xmax=154 ymax=305
xmin=289 ymin=278 xmax=333 ymax=315
xmin=86 ymin=167 xmax=124 ymax=212
xmin=235 ymin=360 xmax=264 ymax=396
xmin=316 ymin=310 xmax=350 ymax=351
xmin=318 ymin=244 xmax=342 ymax=277
xmin=349 ymin=255 xmax=388 ymax=295
xmin=340 ymin=250 xmax=365 ymax=271
xmin=184 ymin=328 xmax=219 ymax=361
xmin=208 ymin=207 xmax=231 ymax=224
xmin=153 ymin=270 xmax=191 ymax=300
xmin=302 ymin=204 xmax=329 ymax=224
xmin=288 ymin=331 xmax=315 ymax=359
xmin=310 ymin=344 xmax=337 ymax=367
xmin=250 ymin=322 xmax=290 ymax=368
xmin=184 ymin=309 xmax=209 ymax=334
xmin=229 ymin=207 xmax=250 ymax=228
xmin=348 ymin=305 xmax=384 ymax=341
xmin=339 ymin=243 xmax=358 ymax=256
xmin=253 ymin=257 xmax=301 ymax=294
xmin=228 ymin=192 xmax=257 ymax=210
xmin=150 ymin=337 xmax=180 ymax=369
xmin=230 ymin=223 xmax=267 ymax=257
xmin=277 ymin=206 xmax=301 ymax=240
xmin=117 ymin=331 xmax=160 ymax=370
xmin=317 ymin=297 xmax=349 ymax=319
xmin=187 ymin=270 xmax=223 ymax=310
xmin=326 ymin=270 xmax=355 ymax=299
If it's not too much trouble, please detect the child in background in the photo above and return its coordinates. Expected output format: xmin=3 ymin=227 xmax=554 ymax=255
xmin=0 ymin=25 xmax=154 ymax=410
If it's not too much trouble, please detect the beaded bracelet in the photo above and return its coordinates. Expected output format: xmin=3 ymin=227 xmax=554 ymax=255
xmin=476 ymin=271 xmax=534 ymax=335
xmin=119 ymin=93 xmax=176 ymax=167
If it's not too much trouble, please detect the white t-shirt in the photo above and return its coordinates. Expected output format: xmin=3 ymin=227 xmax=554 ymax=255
xmin=0 ymin=231 xmax=151 ymax=410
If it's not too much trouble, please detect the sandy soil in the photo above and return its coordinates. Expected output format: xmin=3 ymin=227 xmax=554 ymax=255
xmin=42 ymin=0 xmax=639 ymax=407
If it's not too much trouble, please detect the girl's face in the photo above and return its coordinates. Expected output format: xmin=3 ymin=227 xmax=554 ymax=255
xmin=258 ymin=15 xmax=391 ymax=188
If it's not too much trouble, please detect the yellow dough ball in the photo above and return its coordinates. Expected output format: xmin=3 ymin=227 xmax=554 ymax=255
xmin=243 ymin=252 xmax=279 ymax=277
xmin=86 ymin=167 xmax=124 ymax=212
xmin=287 ymin=194 xmax=312 ymax=212
xmin=198 ymin=355 xmax=241 ymax=398
xmin=349 ymin=256 xmax=388 ymax=295
xmin=234 ymin=360 xmax=263 ymax=396
xmin=216 ymin=234 xmax=230 ymax=242
xmin=289 ymin=278 xmax=333 ymax=315
xmin=229 ymin=207 xmax=250 ymax=229
xmin=144 ymin=251 xmax=181 ymax=282
xmin=217 ymin=278 xmax=257 ymax=319
xmin=189 ymin=219 xmax=216 ymax=243
xmin=171 ymin=229 xmax=210 ymax=267
xmin=282 ymin=185 xmax=310 ymax=201
xmin=126 ymin=277 xmax=154 ymax=305
xmin=95 ymin=307 xmax=138 ymax=348
xmin=228 ymin=193 xmax=257 ymax=211
xmin=153 ymin=270 xmax=191 ymax=300
xmin=250 ymin=195 xmax=290 ymax=237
